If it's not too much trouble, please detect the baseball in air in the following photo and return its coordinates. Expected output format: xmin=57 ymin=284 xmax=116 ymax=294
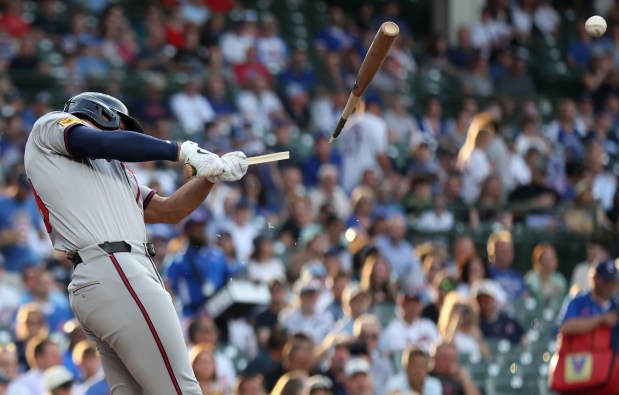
xmin=586 ymin=15 xmax=607 ymax=37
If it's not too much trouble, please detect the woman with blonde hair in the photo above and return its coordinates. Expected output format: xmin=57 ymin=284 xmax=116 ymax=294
xmin=437 ymin=292 xmax=491 ymax=359
xmin=14 ymin=302 xmax=50 ymax=370
xmin=189 ymin=343 xmax=226 ymax=395
xmin=525 ymin=242 xmax=567 ymax=310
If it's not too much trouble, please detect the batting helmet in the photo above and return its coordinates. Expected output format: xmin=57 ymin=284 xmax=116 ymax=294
xmin=63 ymin=92 xmax=145 ymax=133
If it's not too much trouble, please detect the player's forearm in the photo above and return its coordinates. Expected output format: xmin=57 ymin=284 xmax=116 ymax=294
xmin=559 ymin=316 xmax=602 ymax=335
xmin=68 ymin=125 xmax=180 ymax=162
xmin=144 ymin=177 xmax=214 ymax=224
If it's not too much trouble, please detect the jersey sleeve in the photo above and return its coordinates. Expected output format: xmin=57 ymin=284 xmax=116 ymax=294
xmin=140 ymin=185 xmax=157 ymax=210
xmin=31 ymin=112 xmax=87 ymax=157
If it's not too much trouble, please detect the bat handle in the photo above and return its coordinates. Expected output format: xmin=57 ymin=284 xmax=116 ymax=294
xmin=329 ymin=118 xmax=348 ymax=143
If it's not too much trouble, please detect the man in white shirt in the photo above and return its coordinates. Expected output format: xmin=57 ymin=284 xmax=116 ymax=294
xmin=169 ymin=79 xmax=215 ymax=135
xmin=380 ymin=289 xmax=439 ymax=355
xmin=279 ymin=279 xmax=334 ymax=344
xmin=220 ymin=14 xmax=257 ymax=65
xmin=386 ymin=345 xmax=442 ymax=395
xmin=8 ymin=338 xmax=63 ymax=395
xmin=236 ymin=74 xmax=284 ymax=136
xmin=338 ymin=96 xmax=390 ymax=193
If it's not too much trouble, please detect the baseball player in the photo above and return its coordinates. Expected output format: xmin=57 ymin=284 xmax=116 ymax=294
xmin=23 ymin=92 xmax=248 ymax=395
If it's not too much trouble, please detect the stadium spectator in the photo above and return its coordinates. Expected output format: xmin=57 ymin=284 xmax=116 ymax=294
xmin=486 ymin=231 xmax=528 ymax=299
xmin=386 ymin=345 xmax=442 ymax=395
xmin=169 ymin=78 xmax=216 ymax=136
xmin=422 ymin=273 xmax=458 ymax=324
xmin=559 ymin=259 xmax=619 ymax=336
xmin=71 ymin=341 xmax=104 ymax=395
xmin=166 ymin=208 xmax=236 ymax=317
xmin=352 ymin=314 xmax=392 ymax=395
xmin=42 ymin=365 xmax=75 ymax=395
xmin=428 ymin=342 xmax=481 ymax=395
xmin=189 ymin=343 xmax=227 ymax=395
xmin=472 ymin=279 xmax=527 ymax=345
xmin=244 ymin=327 xmax=288 ymax=379
xmin=333 ymin=283 xmax=371 ymax=336
xmin=279 ymin=279 xmax=334 ymax=344
xmin=343 ymin=357 xmax=373 ymax=395
xmin=525 ymin=243 xmax=567 ymax=310
xmin=570 ymin=234 xmax=612 ymax=291
xmin=380 ymin=288 xmax=439 ymax=354
xmin=247 ymin=235 xmax=285 ymax=285
xmin=437 ymin=292 xmax=492 ymax=359
xmin=8 ymin=337 xmax=62 ymax=395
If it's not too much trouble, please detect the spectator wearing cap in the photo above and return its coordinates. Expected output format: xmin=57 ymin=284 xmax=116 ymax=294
xmin=302 ymin=131 xmax=343 ymax=189
xmin=325 ymin=271 xmax=351 ymax=322
xmin=486 ymin=231 xmax=528 ymax=300
xmin=352 ymin=314 xmax=392 ymax=395
xmin=333 ymin=283 xmax=371 ymax=336
xmin=279 ymin=279 xmax=334 ymax=344
xmin=254 ymin=278 xmax=289 ymax=347
xmin=570 ymin=234 xmax=612 ymax=291
xmin=42 ymin=365 xmax=74 ymax=395
xmin=386 ymin=345 xmax=442 ymax=395
xmin=307 ymin=374 xmax=333 ymax=395
xmin=472 ymin=279 xmax=526 ymax=345
xmin=220 ymin=12 xmax=258 ymax=65
xmin=165 ymin=208 xmax=236 ymax=317
xmin=339 ymin=94 xmax=391 ymax=194
xmin=0 ymin=170 xmax=51 ymax=273
xmin=428 ymin=342 xmax=481 ymax=395
xmin=343 ymin=357 xmax=373 ymax=395
xmin=247 ymin=235 xmax=286 ymax=285
xmin=379 ymin=288 xmax=439 ymax=355
xmin=8 ymin=337 xmax=62 ymax=395
xmin=374 ymin=213 xmax=424 ymax=290
xmin=300 ymin=261 xmax=333 ymax=313
xmin=559 ymin=259 xmax=619 ymax=341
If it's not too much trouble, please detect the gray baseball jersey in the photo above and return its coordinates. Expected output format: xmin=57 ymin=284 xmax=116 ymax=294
xmin=24 ymin=111 xmax=203 ymax=395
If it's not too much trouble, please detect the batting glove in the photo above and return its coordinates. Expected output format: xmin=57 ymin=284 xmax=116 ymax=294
xmin=179 ymin=141 xmax=224 ymax=179
xmin=207 ymin=151 xmax=248 ymax=183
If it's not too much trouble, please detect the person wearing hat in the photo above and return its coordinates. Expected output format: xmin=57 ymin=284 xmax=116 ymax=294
xmin=380 ymin=288 xmax=439 ymax=355
xmin=343 ymin=357 xmax=373 ymax=395
xmin=279 ymin=278 xmax=334 ymax=344
xmin=352 ymin=314 xmax=393 ymax=395
xmin=43 ymin=365 xmax=74 ymax=395
xmin=165 ymin=207 xmax=236 ymax=317
xmin=333 ymin=282 xmax=371 ymax=336
xmin=559 ymin=259 xmax=619 ymax=338
xmin=307 ymin=375 xmax=333 ymax=395
xmin=472 ymin=279 xmax=526 ymax=345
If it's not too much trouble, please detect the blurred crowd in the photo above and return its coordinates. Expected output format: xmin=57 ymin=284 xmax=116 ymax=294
xmin=1 ymin=0 xmax=619 ymax=394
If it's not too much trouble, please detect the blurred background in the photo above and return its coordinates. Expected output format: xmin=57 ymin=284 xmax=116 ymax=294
xmin=0 ymin=0 xmax=617 ymax=395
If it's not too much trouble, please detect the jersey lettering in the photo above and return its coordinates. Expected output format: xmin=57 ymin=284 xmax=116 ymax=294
xmin=28 ymin=180 xmax=52 ymax=233
xmin=57 ymin=116 xmax=84 ymax=129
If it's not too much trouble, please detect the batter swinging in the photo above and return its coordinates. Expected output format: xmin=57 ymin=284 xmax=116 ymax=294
xmin=24 ymin=92 xmax=248 ymax=394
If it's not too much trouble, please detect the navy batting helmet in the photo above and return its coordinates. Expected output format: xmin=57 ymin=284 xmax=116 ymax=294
xmin=63 ymin=92 xmax=145 ymax=133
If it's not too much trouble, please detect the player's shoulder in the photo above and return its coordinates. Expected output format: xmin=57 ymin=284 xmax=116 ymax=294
xmin=34 ymin=111 xmax=86 ymax=130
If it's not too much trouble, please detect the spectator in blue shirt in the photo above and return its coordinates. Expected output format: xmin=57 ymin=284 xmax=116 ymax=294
xmin=559 ymin=259 xmax=619 ymax=339
xmin=165 ymin=208 xmax=236 ymax=317
xmin=486 ymin=230 xmax=528 ymax=299
xmin=0 ymin=172 xmax=46 ymax=272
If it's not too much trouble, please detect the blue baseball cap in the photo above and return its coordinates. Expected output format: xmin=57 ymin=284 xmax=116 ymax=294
xmin=595 ymin=259 xmax=619 ymax=281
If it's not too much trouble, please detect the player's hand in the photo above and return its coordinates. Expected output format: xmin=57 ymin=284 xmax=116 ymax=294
xmin=600 ymin=311 xmax=619 ymax=327
xmin=179 ymin=141 xmax=224 ymax=179
xmin=207 ymin=151 xmax=248 ymax=183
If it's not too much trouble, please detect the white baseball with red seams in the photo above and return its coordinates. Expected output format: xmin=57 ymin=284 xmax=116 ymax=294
xmin=586 ymin=15 xmax=607 ymax=37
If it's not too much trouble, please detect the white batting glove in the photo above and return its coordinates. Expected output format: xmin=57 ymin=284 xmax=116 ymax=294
xmin=179 ymin=141 xmax=224 ymax=179
xmin=207 ymin=151 xmax=248 ymax=183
